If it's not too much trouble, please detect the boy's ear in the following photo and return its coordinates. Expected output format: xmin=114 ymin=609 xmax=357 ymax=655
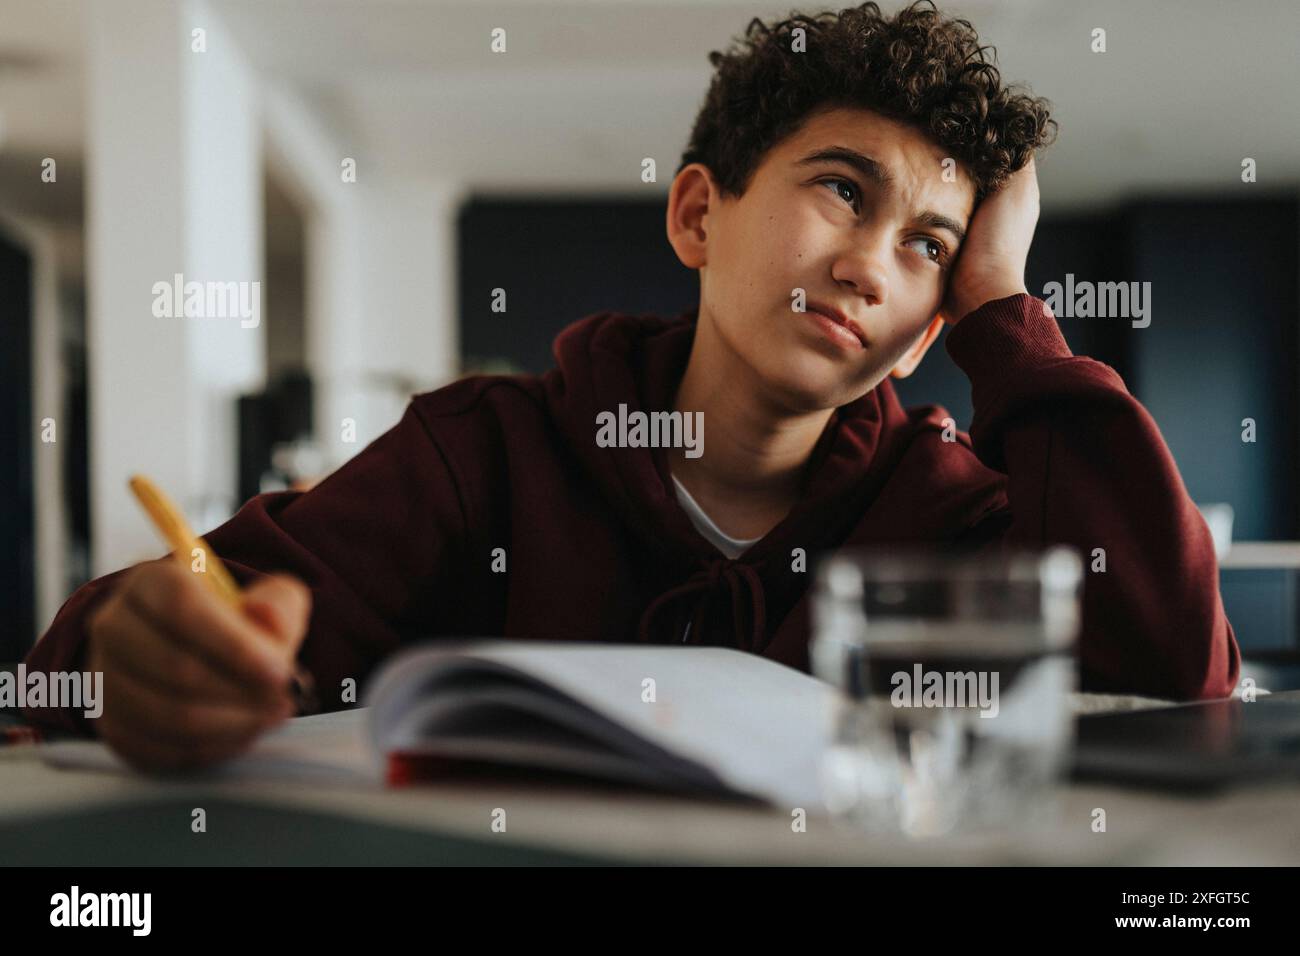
xmin=666 ymin=163 xmax=716 ymax=270
xmin=888 ymin=314 xmax=946 ymax=380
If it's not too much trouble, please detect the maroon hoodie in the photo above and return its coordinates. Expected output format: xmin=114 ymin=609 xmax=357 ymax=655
xmin=23 ymin=293 xmax=1241 ymax=735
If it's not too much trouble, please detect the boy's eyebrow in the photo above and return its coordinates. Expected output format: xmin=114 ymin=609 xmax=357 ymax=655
xmin=913 ymin=209 xmax=966 ymax=246
xmin=797 ymin=146 xmax=895 ymax=191
xmin=796 ymin=146 xmax=967 ymax=245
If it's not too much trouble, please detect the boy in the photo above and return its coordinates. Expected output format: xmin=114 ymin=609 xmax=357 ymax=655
xmin=24 ymin=1 xmax=1240 ymax=769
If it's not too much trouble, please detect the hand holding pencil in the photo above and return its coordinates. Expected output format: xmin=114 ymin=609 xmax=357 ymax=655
xmin=82 ymin=476 xmax=317 ymax=772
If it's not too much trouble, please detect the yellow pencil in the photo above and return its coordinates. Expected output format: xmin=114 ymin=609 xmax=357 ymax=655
xmin=128 ymin=474 xmax=317 ymax=714
xmin=128 ymin=475 xmax=242 ymax=604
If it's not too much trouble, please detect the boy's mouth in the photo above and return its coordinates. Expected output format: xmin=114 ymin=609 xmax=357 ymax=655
xmin=805 ymin=301 xmax=869 ymax=350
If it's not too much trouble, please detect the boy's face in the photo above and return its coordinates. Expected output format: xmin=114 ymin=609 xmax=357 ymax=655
xmin=669 ymin=105 xmax=977 ymax=413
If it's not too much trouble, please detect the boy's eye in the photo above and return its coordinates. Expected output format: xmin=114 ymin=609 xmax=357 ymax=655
xmin=819 ymin=177 xmax=859 ymax=211
xmin=818 ymin=179 xmax=949 ymax=267
xmin=904 ymin=236 xmax=949 ymax=266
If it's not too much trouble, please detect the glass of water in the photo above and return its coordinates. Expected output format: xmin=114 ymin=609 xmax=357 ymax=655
xmin=810 ymin=546 xmax=1083 ymax=838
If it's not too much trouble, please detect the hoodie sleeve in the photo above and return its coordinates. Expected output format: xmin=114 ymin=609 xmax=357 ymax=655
xmin=944 ymin=293 xmax=1241 ymax=701
xmin=22 ymin=399 xmax=470 ymax=736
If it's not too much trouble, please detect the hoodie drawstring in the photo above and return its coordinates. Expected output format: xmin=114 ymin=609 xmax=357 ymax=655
xmin=636 ymin=558 xmax=767 ymax=652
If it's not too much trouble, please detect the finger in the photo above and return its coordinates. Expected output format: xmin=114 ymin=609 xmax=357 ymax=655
xmin=96 ymin=601 xmax=286 ymax=709
xmin=1013 ymin=156 xmax=1040 ymax=194
xmin=124 ymin=560 xmax=293 ymax=693
xmin=104 ymin=659 xmax=292 ymax=752
xmin=102 ymin=703 xmax=273 ymax=773
xmin=104 ymin=718 xmax=265 ymax=774
xmin=108 ymin=659 xmax=292 ymax=749
xmin=240 ymin=574 xmax=312 ymax=651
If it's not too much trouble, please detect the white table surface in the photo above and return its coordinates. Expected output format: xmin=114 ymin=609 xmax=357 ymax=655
xmin=2 ymin=690 xmax=1296 ymax=865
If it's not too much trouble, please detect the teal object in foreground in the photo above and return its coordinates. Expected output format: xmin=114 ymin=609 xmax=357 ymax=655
xmin=0 ymin=797 xmax=644 ymax=866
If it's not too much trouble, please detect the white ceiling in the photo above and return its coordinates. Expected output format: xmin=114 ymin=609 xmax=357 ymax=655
xmin=2 ymin=0 xmax=1299 ymax=218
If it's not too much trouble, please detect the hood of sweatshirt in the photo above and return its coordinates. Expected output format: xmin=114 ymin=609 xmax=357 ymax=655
xmin=541 ymin=305 xmax=956 ymax=655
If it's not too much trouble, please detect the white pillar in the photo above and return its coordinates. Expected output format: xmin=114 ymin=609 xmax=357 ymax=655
xmin=263 ymin=87 xmax=465 ymax=472
xmin=317 ymin=181 xmax=462 ymax=465
xmin=85 ymin=0 xmax=265 ymax=573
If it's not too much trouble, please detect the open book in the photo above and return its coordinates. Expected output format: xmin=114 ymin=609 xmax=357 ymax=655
xmin=366 ymin=641 xmax=835 ymax=808
xmin=40 ymin=641 xmax=836 ymax=809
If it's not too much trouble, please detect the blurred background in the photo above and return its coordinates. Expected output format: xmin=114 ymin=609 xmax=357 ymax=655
xmin=1 ymin=0 xmax=1298 ymax=682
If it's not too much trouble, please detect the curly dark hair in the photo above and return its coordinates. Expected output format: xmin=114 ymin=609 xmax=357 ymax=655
xmin=677 ymin=1 xmax=1057 ymax=201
